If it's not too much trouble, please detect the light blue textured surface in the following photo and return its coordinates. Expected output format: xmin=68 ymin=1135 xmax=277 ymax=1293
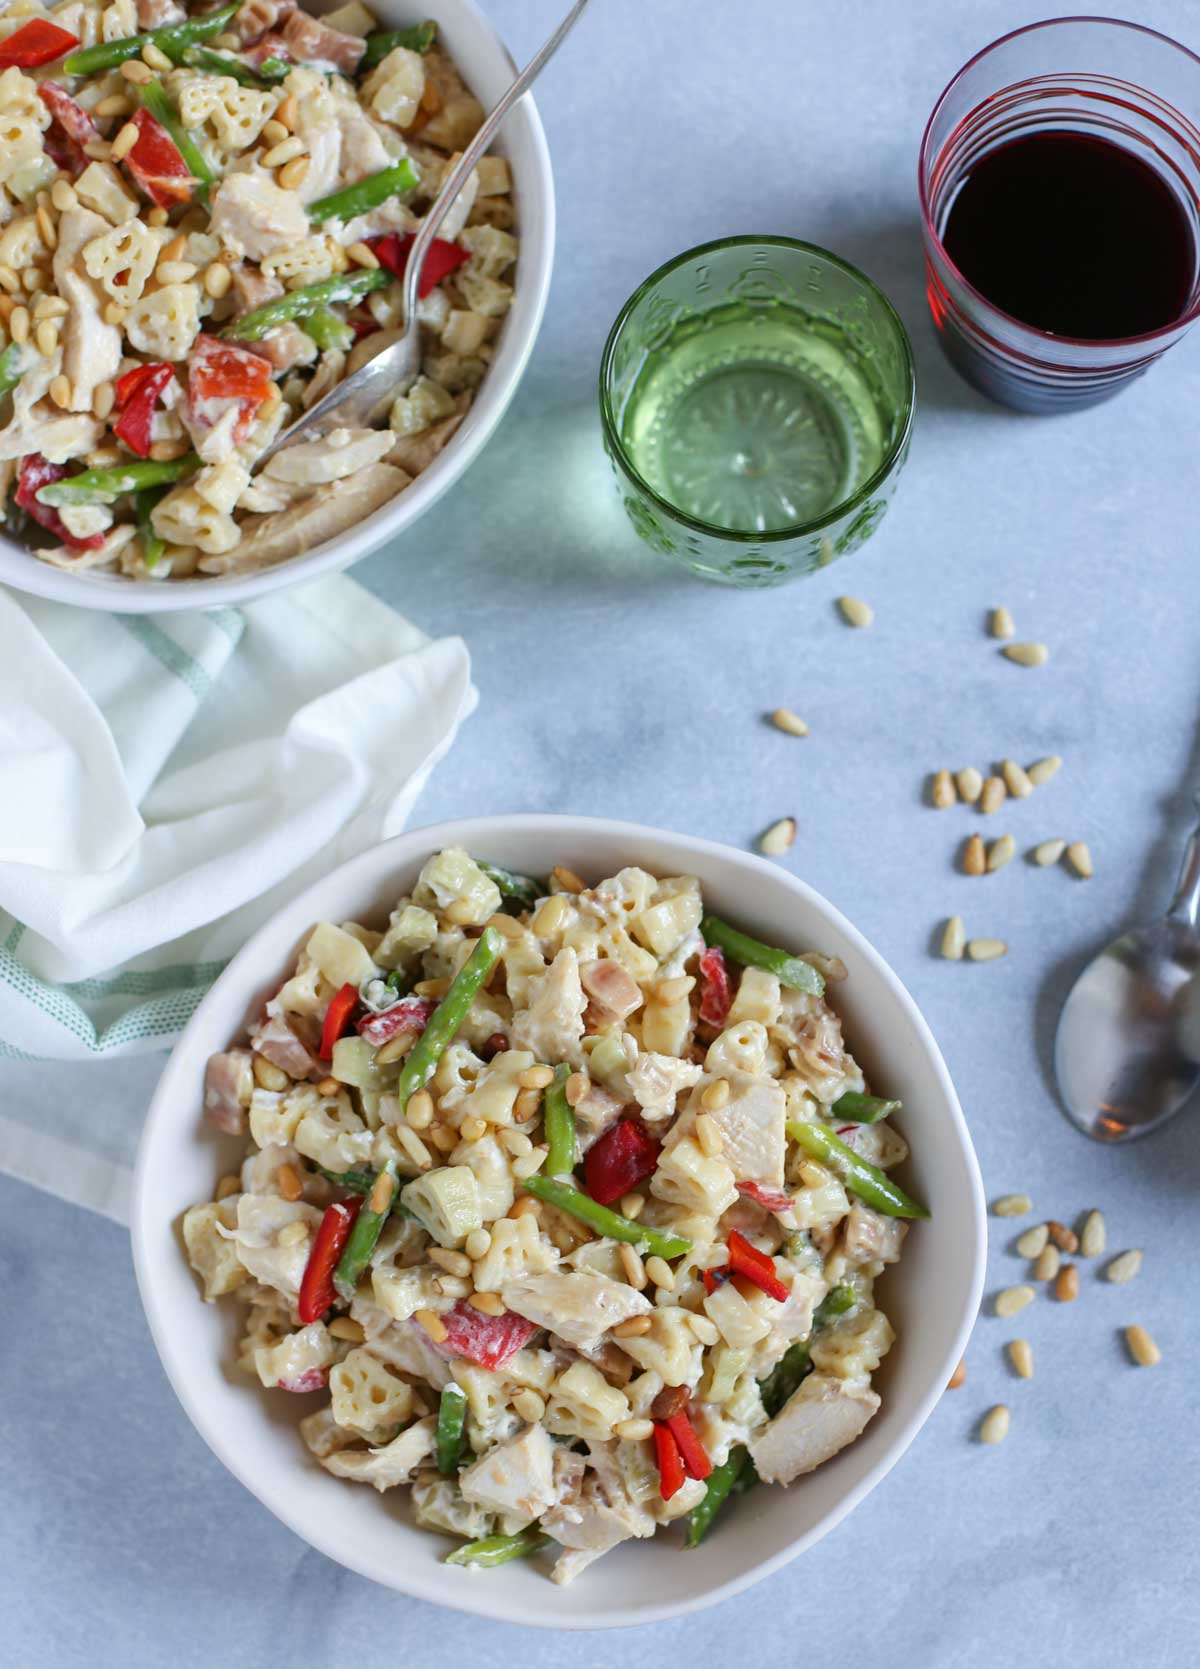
xmin=4 ymin=1 xmax=1200 ymax=1662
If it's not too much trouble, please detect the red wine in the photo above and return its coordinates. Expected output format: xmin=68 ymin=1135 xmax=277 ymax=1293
xmin=941 ymin=130 xmax=1195 ymax=340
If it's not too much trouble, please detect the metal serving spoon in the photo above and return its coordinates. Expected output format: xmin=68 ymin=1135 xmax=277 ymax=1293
xmin=1055 ymin=798 xmax=1200 ymax=1141
xmin=262 ymin=0 xmax=592 ymax=460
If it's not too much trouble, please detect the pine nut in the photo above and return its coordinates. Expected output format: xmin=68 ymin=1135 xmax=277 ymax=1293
xmin=644 ymin=1255 xmax=674 ymax=1291
xmin=468 ymin=1290 xmax=505 ymax=1315
xmin=564 ymin=1071 xmax=589 ymax=1107
xmin=346 ymin=239 xmax=380 ymax=269
xmin=701 ymin=1077 xmax=731 ymax=1112
xmin=771 ymin=707 xmax=809 ymax=736
xmin=203 ymin=260 xmax=232 ymax=299
xmin=613 ymin=1315 xmax=652 ymax=1338
xmin=947 ymin=1357 xmax=966 ymax=1390
xmin=499 ymin=1127 xmax=533 ymax=1157
xmin=9 ymin=305 xmax=28 ymax=344
xmin=619 ymin=1243 xmax=647 ymax=1290
xmin=413 ymin=977 xmax=449 ymax=998
xmin=995 ymin=1285 xmax=1035 ymax=1317
xmin=512 ymin=1389 xmax=545 ymax=1423
xmin=375 ymin=1031 xmax=417 ymax=1065
xmin=460 ymin=1116 xmax=487 ymax=1143
xmin=1034 ymin=1244 xmax=1060 ymax=1282
xmin=328 ymin=1317 xmax=364 ymax=1342
xmin=967 ymin=938 xmax=1007 ymax=962
xmin=1055 ymin=1263 xmax=1079 ymax=1302
xmin=436 ymin=1276 xmax=470 ymax=1300
xmin=1047 ymin=1220 xmax=1078 ymax=1253
xmin=93 ymin=92 xmax=133 ymax=119
xmin=83 ymin=139 xmax=112 ymax=160
xmin=614 ymin=1417 xmax=654 ymax=1442
xmin=0 ymin=266 xmax=18 ymax=295
xmin=987 ymin=834 xmax=1016 ymax=872
xmin=157 ymin=259 xmax=197 ymax=285
xmin=120 ymin=58 xmax=154 ymax=83
xmin=251 ymin=1053 xmax=288 ymax=1092
xmin=160 ymin=232 xmax=187 ymax=265
xmin=980 ymin=776 xmax=1006 ymax=815
xmin=696 ymin=1112 xmax=724 ymax=1158
xmin=963 ymin=834 xmax=986 ymax=876
xmin=1002 ymin=759 xmax=1033 ymax=799
xmin=396 ymin=1125 xmax=433 ymax=1167
xmin=956 ymin=766 xmax=983 ymax=803
xmin=687 ymin=1313 xmax=719 ymax=1345
xmin=1079 ymin=1209 xmax=1106 ymax=1258
xmin=1008 ymin=1339 xmax=1034 ymax=1380
xmin=414 ymin=1308 xmax=447 ymax=1343
xmin=551 ymin=865 xmax=585 ymax=894
xmin=837 ymin=595 xmax=873 ymax=627
xmin=261 ymin=118 xmax=289 ymax=147
xmin=1124 ymin=1324 xmax=1160 ymax=1367
xmin=653 ymin=975 xmax=693 ymax=1006
xmin=941 ymin=915 xmax=966 ymax=960
xmin=263 ymin=136 xmax=306 ymax=168
xmin=35 ymin=319 xmax=58 ymax=357
xmin=278 ymin=156 xmax=310 ymax=192
xmin=1066 ymin=841 xmax=1093 ymax=879
xmin=1032 ymin=839 xmax=1067 ymax=867
xmin=92 ymin=380 xmax=115 ymax=419
xmin=103 ymin=301 xmax=127 ymax=327
xmin=276 ymin=1163 xmax=302 ymax=1201
xmin=513 ymin=1088 xmax=540 ymax=1123
xmin=464 ymin=1229 xmax=492 ymax=1260
xmin=277 ymin=1219 xmax=308 ymax=1247
xmin=315 ymin=1077 xmax=339 ymax=1097
xmin=147 ymin=207 xmax=169 ymax=227
xmin=990 ymin=606 xmax=1015 ymax=639
xmin=369 ymin=1170 xmax=395 ymax=1213
xmin=980 ymin=1404 xmax=1010 ymax=1444
xmin=276 ymin=92 xmax=299 ymax=130
xmin=142 ymin=41 xmax=173 ymax=71
xmin=215 ymin=1173 xmax=240 ymax=1200
xmin=111 ymin=121 xmax=140 ymax=161
xmin=1105 ymin=1249 xmax=1143 ymax=1284
xmin=1016 ymin=1223 xmax=1049 ymax=1259
xmin=518 ymin=1064 xmax=554 ymax=1091
xmin=149 ymin=438 xmax=190 ymax=462
xmin=994 ymin=1193 xmax=1032 ymax=1217
xmin=1003 ymin=641 xmax=1049 ymax=668
xmin=759 ymin=817 xmax=796 ymax=856
xmin=932 ymin=769 xmax=956 ymax=809
xmin=511 ymin=1147 xmax=547 ymax=1181
xmin=1027 ymin=755 xmax=1062 ymax=787
xmin=532 ymin=894 xmax=569 ymax=936
xmin=619 ymin=1193 xmax=645 ymax=1219
xmin=35 ymin=203 xmax=57 ymax=250
xmin=428 ymin=1247 xmax=471 ymax=1277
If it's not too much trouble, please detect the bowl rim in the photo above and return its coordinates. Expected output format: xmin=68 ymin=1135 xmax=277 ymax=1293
xmin=131 ymin=813 xmax=986 ymax=1629
xmin=0 ymin=0 xmax=556 ymax=616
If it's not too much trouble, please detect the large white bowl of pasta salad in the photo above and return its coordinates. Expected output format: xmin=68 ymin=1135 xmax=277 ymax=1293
xmin=133 ymin=816 xmax=986 ymax=1627
xmin=0 ymin=0 xmax=553 ymax=611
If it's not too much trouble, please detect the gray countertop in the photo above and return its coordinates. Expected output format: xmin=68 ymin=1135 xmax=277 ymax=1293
xmin=4 ymin=1 xmax=1199 ymax=1662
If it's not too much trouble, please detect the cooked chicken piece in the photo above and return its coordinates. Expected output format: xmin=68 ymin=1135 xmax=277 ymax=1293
xmin=321 ymin=1417 xmax=436 ymax=1491
xmin=264 ymin=426 xmax=396 ymax=485
xmin=203 ymin=1048 xmax=255 ymax=1134
xmin=501 ymin=1271 xmax=651 ymax=1350
xmin=698 ymin=1069 xmax=786 ymax=1185
xmin=234 ymin=0 xmax=295 ymax=43
xmin=220 ymin=1192 xmax=324 ymax=1299
xmin=250 ymin=322 xmax=318 ymax=373
xmin=508 ymin=947 xmax=586 ymax=1069
xmin=543 ymin=1476 xmax=654 ymax=1557
xmin=842 ymin=1202 xmax=908 ymax=1265
xmin=0 ymin=348 xmax=102 ymax=461
xmin=250 ymin=1011 xmax=317 ymax=1079
xmin=627 ymin=1051 xmax=702 ymax=1126
xmin=281 ymin=8 xmax=365 ymax=74
xmin=136 ymin=0 xmax=184 ymax=23
xmin=748 ymin=1372 xmax=880 ymax=1485
xmin=200 ymin=462 xmax=409 ymax=574
xmin=52 ymin=207 xmax=121 ymax=411
xmin=787 ymin=1004 xmax=861 ymax=1103
xmin=210 ymin=172 xmax=309 ymax=263
xmin=230 ymin=263 xmax=284 ymax=317
xmin=459 ymin=1423 xmax=557 ymax=1521
xmin=580 ymin=959 xmax=643 ymax=1025
xmin=385 ymin=402 xmax=467 ymax=477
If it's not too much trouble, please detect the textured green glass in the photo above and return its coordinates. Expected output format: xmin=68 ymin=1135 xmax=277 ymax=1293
xmin=600 ymin=237 xmax=915 ymax=588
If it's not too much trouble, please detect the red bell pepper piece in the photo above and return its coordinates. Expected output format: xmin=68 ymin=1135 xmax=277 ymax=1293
xmin=297 ymin=1195 xmax=362 ymax=1323
xmin=433 ymin=1300 xmax=539 ymax=1369
xmin=697 ymin=946 xmax=732 ymax=1029
xmin=37 ymin=83 xmax=98 ymax=177
xmin=735 ymin=1179 xmax=793 ymax=1215
xmin=653 ymin=1421 xmax=686 ymax=1501
xmin=583 ymin=1118 xmax=660 ymax=1207
xmin=278 ymin=1366 xmax=329 ymax=1393
xmin=122 ymin=107 xmax=192 ymax=209
xmin=318 ymin=982 xmax=359 ymax=1060
xmin=113 ymin=362 xmax=174 ymax=458
xmin=368 ymin=232 xmax=471 ymax=298
xmin=701 ymin=1265 xmax=730 ymax=1297
xmin=187 ymin=334 xmax=274 ymax=444
xmin=15 ymin=455 xmax=106 ymax=552
xmin=357 ymin=995 xmax=435 ymax=1048
xmin=726 ymin=1229 xmax=789 ymax=1302
xmin=666 ymin=1409 xmax=712 ymax=1481
xmin=0 ymin=18 xmax=78 ymax=68
xmin=348 ymin=308 xmax=380 ymax=341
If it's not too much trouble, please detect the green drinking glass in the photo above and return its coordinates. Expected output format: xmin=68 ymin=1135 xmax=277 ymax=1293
xmin=599 ymin=236 xmax=916 ymax=587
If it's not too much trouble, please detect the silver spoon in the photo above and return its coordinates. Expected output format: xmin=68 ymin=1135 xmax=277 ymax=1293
xmin=1055 ymin=799 xmax=1200 ymax=1141
xmin=262 ymin=0 xmax=592 ymax=460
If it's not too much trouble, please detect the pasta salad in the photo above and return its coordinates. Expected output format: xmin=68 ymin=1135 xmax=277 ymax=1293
xmin=0 ymin=3 xmax=516 ymax=579
xmin=184 ymin=850 xmax=928 ymax=1582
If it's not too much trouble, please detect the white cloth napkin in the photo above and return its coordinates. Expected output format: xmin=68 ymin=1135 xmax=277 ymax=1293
xmin=0 ymin=575 xmax=475 ymax=1062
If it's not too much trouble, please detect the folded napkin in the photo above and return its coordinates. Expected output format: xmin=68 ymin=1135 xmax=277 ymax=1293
xmin=0 ymin=575 xmax=475 ymax=1063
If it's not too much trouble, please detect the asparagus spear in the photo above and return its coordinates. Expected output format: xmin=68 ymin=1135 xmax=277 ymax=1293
xmin=300 ymin=305 xmax=355 ymax=353
xmin=63 ymin=2 xmax=238 ymax=74
xmin=360 ymin=19 xmax=437 ymax=72
xmin=830 ymin=1090 xmax=901 ymax=1124
xmin=786 ymin=1119 xmax=928 ymax=1219
xmin=521 ymin=1175 xmax=691 ymax=1260
xmin=541 ymin=1064 xmax=576 ymax=1178
xmin=182 ymin=44 xmax=286 ymax=86
xmin=477 ymin=859 xmax=544 ymax=909
xmin=222 ymin=270 xmax=391 ymax=341
xmin=307 ymin=158 xmax=419 ymax=226
xmin=684 ymin=1445 xmax=756 ymax=1548
xmin=138 ymin=77 xmax=215 ymax=191
xmin=435 ymin=1382 xmax=468 ymax=1475
xmin=134 ymin=485 xmax=166 ymax=569
xmin=36 ymin=455 xmax=198 ymax=507
xmin=700 ymin=915 xmax=825 ymax=997
xmin=444 ymin=1530 xmax=550 ymax=1569
xmin=0 ymin=341 xmax=26 ymax=402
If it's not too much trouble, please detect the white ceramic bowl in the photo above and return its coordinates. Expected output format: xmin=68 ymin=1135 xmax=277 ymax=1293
xmin=2 ymin=0 xmax=554 ymax=614
xmin=133 ymin=815 xmax=985 ymax=1628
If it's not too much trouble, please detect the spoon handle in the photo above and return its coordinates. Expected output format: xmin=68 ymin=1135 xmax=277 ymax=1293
xmin=1167 ymin=807 xmax=1200 ymax=927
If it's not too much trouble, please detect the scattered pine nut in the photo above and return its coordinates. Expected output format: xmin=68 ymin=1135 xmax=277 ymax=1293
xmin=994 ymin=1194 xmax=1033 ymax=1218
xmin=947 ymin=1357 xmax=966 ymax=1390
xmin=276 ymin=92 xmax=298 ymax=130
xmin=1079 ymin=1210 xmax=1106 ymax=1258
xmin=696 ymin=1112 xmax=724 ymax=1158
xmin=564 ymin=1071 xmax=589 ymax=1108
xmin=551 ymin=865 xmax=585 ymax=894
xmin=1124 ymin=1324 xmax=1160 ymax=1367
xmin=277 ymin=1220 xmax=308 ymax=1247
xmin=518 ymin=1064 xmax=554 ymax=1091
xmin=771 ymin=707 xmax=809 ymax=737
xmin=405 ymin=1088 xmax=434 ymax=1129
xmin=1034 ymin=1244 xmax=1060 ymax=1282
xmin=1008 ymin=1339 xmax=1034 ymax=1380
xmin=995 ymin=1284 xmax=1035 ymax=1317
xmin=315 ymin=1076 xmax=339 ymax=1097
xmin=1002 ymin=759 xmax=1033 ymax=799
xmin=92 ymin=380 xmax=115 ymax=419
xmin=967 ymin=937 xmax=1007 ymax=962
xmin=369 ymin=1170 xmax=395 ymax=1214
xmin=260 ymin=118 xmax=289 ymax=148
xmin=414 ymin=1307 xmax=448 ymax=1343
xmin=1105 ymin=1249 xmax=1143 ymax=1284
xmin=276 ymin=1163 xmax=302 ymax=1202
xmin=1055 ymin=1263 xmax=1079 ymax=1302
xmin=512 ymin=1390 xmax=545 ymax=1423
xmin=203 ymin=260 xmax=232 ymax=299
xmin=619 ymin=1243 xmax=647 ymax=1290
xmin=613 ymin=1315 xmax=653 ymax=1338
xmin=328 ymin=1317 xmax=364 ymax=1343
xmin=987 ymin=834 xmax=1016 ymax=872
xmin=141 ymin=40 xmax=173 ymax=71
xmin=619 ymin=1192 xmax=645 ymax=1220
xmin=464 ymin=1228 xmax=491 ymax=1260
xmin=1027 ymin=756 xmax=1062 ymax=787
xmin=837 ymin=595 xmax=873 ymax=628
xmin=278 ymin=155 xmax=310 ymax=192
xmin=687 ymin=1312 xmax=720 ymax=1345
xmin=956 ymin=766 xmax=983 ymax=803
xmin=652 ymin=975 xmax=693 ymax=1006
xmin=253 ymin=1051 xmax=289 ymax=1091
xmin=941 ymin=915 xmax=966 ymax=960
xmin=1047 ymin=1220 xmax=1078 ymax=1253
xmin=644 ymin=1255 xmax=675 ymax=1291
xmin=614 ymin=1417 xmax=654 ymax=1442
xmin=120 ymin=58 xmax=154 ymax=83
xmin=376 ymin=1030 xmax=416 ymax=1066
xmin=468 ymin=1291 xmax=505 ymax=1316
xmin=701 ymin=1077 xmax=731 ymax=1112
xmin=1016 ymin=1223 xmax=1049 ymax=1259
xmin=429 ymin=1246 xmax=471 ymax=1277
xmin=262 ymin=135 xmax=306 ymax=168
xmin=980 ymin=1404 xmax=1010 ymax=1444
xmin=93 ymin=92 xmax=133 ymax=119
xmin=932 ymin=769 xmax=956 ymax=809
xmin=990 ymin=606 xmax=1015 ymax=639
xmin=345 ymin=239 xmax=380 ymax=269
xmin=110 ymin=120 xmax=140 ymax=161
xmin=1002 ymin=641 xmax=1049 ymax=668
xmin=156 ymin=259 xmax=196 ymax=285
xmin=963 ymin=834 xmax=986 ymax=876
xmin=9 ymin=305 xmax=29 ymax=344
xmin=1066 ymin=840 xmax=1093 ymax=878
xmin=980 ymin=775 xmax=1007 ymax=815
xmin=759 ymin=817 xmax=796 ymax=856
xmin=1032 ymin=839 xmax=1067 ymax=867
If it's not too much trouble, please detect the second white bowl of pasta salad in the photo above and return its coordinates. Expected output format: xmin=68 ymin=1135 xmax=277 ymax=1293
xmin=133 ymin=815 xmax=986 ymax=1627
xmin=0 ymin=0 xmax=554 ymax=611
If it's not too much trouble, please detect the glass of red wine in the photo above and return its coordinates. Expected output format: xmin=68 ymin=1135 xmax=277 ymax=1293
xmin=919 ymin=17 xmax=1200 ymax=413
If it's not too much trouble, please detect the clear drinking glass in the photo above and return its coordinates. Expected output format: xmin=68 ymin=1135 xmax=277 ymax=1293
xmin=920 ymin=17 xmax=1200 ymax=413
xmin=599 ymin=237 xmax=915 ymax=587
